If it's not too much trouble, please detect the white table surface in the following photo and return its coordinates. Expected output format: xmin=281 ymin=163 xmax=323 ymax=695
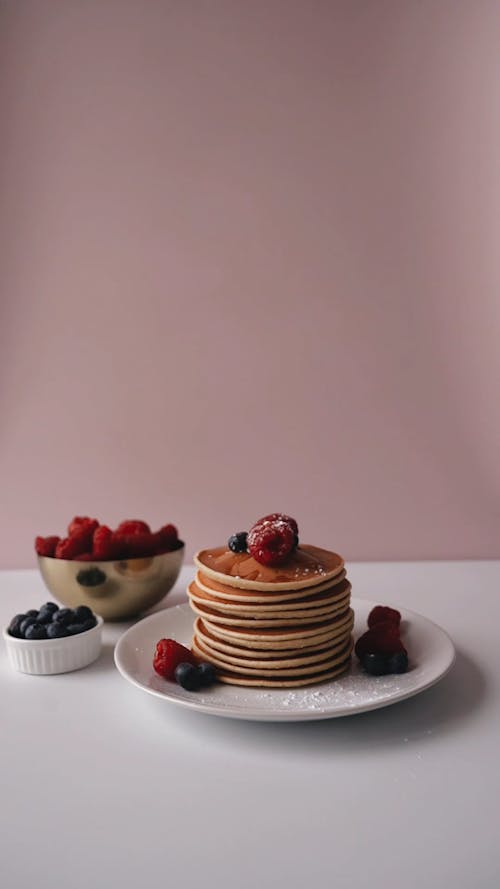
xmin=1 ymin=561 xmax=499 ymax=889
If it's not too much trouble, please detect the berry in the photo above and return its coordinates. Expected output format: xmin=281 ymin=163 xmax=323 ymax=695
xmin=388 ymin=651 xmax=409 ymax=674
xmin=228 ymin=532 xmax=248 ymax=554
xmin=8 ymin=602 xmax=96 ymax=640
xmin=116 ymin=520 xmax=151 ymax=536
xmin=247 ymin=516 xmax=295 ymax=567
xmin=92 ymin=526 xmax=118 ymax=560
xmin=66 ymin=623 xmax=86 ymax=635
xmin=362 ymin=653 xmax=390 ymax=676
xmin=68 ymin=517 xmax=99 ymax=538
xmin=153 ymin=638 xmax=197 ymax=680
xmin=35 ymin=536 xmax=60 ymax=557
xmin=53 ymin=608 xmax=75 ymax=627
xmin=37 ymin=604 xmax=59 ymax=624
xmin=120 ymin=531 xmax=156 ymax=558
xmin=8 ymin=614 xmax=26 ymax=638
xmin=55 ymin=533 xmax=89 ymax=560
xmin=198 ymin=662 xmax=217 ymax=686
xmin=19 ymin=617 xmax=37 ymax=636
xmin=367 ymin=605 xmax=401 ymax=629
xmin=46 ymin=622 xmax=70 ymax=639
xmin=73 ymin=553 xmax=95 ymax=561
xmin=152 ymin=524 xmax=179 ymax=555
xmin=68 ymin=518 xmax=99 ymax=551
xmin=259 ymin=514 xmax=299 ymax=536
xmin=80 ymin=617 xmax=97 ymax=632
xmin=175 ymin=662 xmax=201 ymax=691
xmin=25 ymin=622 xmax=47 ymax=640
xmin=74 ymin=605 xmax=94 ymax=621
xmin=160 ymin=523 xmax=178 ymax=543
xmin=355 ymin=622 xmax=404 ymax=660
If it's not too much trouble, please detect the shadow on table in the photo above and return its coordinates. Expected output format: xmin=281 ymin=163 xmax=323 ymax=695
xmin=84 ymin=620 xmax=135 ymax=676
xmin=87 ymin=642 xmax=117 ymax=673
xmin=160 ymin=648 xmax=487 ymax=756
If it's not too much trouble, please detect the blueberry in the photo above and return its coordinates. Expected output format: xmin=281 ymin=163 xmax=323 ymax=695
xmin=228 ymin=532 xmax=248 ymax=554
xmin=25 ymin=609 xmax=39 ymax=618
xmin=46 ymin=622 xmax=70 ymax=639
xmin=388 ymin=651 xmax=409 ymax=674
xmin=8 ymin=614 xmax=26 ymax=638
xmin=362 ymin=652 xmax=390 ymax=676
xmin=198 ymin=662 xmax=217 ymax=686
xmin=74 ymin=605 xmax=94 ymax=621
xmin=80 ymin=617 xmax=97 ymax=632
xmin=37 ymin=605 xmax=58 ymax=624
xmin=41 ymin=602 xmax=59 ymax=613
xmin=175 ymin=662 xmax=201 ymax=691
xmin=19 ymin=617 xmax=38 ymax=636
xmin=66 ymin=623 xmax=85 ymax=636
xmin=53 ymin=608 xmax=74 ymax=626
xmin=25 ymin=622 xmax=47 ymax=640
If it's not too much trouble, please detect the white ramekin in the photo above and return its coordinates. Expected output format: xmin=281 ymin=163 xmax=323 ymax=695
xmin=3 ymin=616 xmax=103 ymax=675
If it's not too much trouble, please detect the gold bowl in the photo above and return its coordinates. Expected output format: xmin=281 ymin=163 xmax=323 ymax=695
xmin=37 ymin=546 xmax=184 ymax=621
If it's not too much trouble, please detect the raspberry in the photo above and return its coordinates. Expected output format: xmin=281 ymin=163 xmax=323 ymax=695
xmin=355 ymin=622 xmax=406 ymax=660
xmin=247 ymin=516 xmax=295 ymax=566
xmin=153 ymin=638 xmax=197 ymax=680
xmin=259 ymin=513 xmax=299 ymax=537
xmin=68 ymin=517 xmax=99 ymax=541
xmin=122 ymin=531 xmax=156 ymax=558
xmin=367 ymin=605 xmax=401 ymax=629
xmin=160 ymin=523 xmax=178 ymax=544
xmin=35 ymin=536 xmax=60 ymax=557
xmin=92 ymin=526 xmax=118 ymax=560
xmin=55 ymin=532 xmax=89 ymax=560
xmin=152 ymin=524 xmax=179 ymax=554
xmin=116 ymin=520 xmax=151 ymax=536
xmin=73 ymin=552 xmax=96 ymax=561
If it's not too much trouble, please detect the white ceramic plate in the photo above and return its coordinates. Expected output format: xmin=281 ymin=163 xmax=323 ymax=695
xmin=114 ymin=599 xmax=455 ymax=722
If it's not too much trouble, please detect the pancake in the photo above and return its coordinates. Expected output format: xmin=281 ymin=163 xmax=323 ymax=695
xmin=192 ymin=637 xmax=352 ymax=679
xmin=194 ymin=544 xmax=344 ymax=591
xmin=194 ymin=617 xmax=353 ymax=659
xmin=195 ymin=569 xmax=347 ymax=604
xmin=188 ymin=597 xmax=351 ymax=628
xmin=193 ymin=632 xmax=352 ymax=671
xmin=188 ymin=579 xmax=351 ymax=618
xmin=214 ymin=656 xmax=352 ymax=688
xmin=190 ymin=577 xmax=350 ymax=613
xmin=201 ymin=609 xmax=354 ymax=648
xmin=189 ymin=536 xmax=353 ymax=688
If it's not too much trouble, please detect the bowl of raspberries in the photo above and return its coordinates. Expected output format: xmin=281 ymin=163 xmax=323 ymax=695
xmin=35 ymin=517 xmax=184 ymax=620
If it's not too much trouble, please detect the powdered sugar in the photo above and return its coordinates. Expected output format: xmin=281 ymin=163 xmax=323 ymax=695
xmin=169 ymin=659 xmax=410 ymax=717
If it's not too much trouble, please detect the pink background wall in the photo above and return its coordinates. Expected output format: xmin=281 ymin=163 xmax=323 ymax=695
xmin=1 ymin=0 xmax=499 ymax=569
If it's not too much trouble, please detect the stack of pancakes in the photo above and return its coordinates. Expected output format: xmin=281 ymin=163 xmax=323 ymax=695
xmin=188 ymin=544 xmax=353 ymax=688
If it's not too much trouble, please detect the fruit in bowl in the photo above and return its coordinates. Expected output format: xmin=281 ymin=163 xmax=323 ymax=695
xmin=3 ymin=601 xmax=103 ymax=674
xmin=35 ymin=517 xmax=184 ymax=620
